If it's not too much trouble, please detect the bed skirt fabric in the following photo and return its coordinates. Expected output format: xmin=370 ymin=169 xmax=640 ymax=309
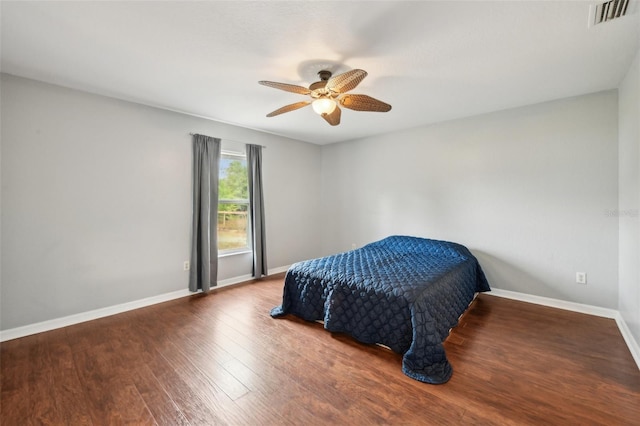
xmin=270 ymin=235 xmax=490 ymax=384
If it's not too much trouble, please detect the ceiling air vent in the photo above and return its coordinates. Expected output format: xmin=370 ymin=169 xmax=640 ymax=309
xmin=590 ymin=0 xmax=633 ymax=26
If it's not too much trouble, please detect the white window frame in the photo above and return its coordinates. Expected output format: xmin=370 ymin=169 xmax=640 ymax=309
xmin=218 ymin=150 xmax=251 ymax=256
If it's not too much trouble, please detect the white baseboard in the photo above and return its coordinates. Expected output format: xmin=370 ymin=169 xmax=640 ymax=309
xmin=217 ymin=274 xmax=255 ymax=288
xmin=614 ymin=312 xmax=640 ymax=369
xmin=267 ymin=265 xmax=290 ymax=275
xmin=487 ymin=288 xmax=640 ymax=370
xmin=4 ymin=271 xmax=636 ymax=372
xmin=0 ymin=288 xmax=193 ymax=342
xmin=0 ymin=264 xmax=291 ymax=342
xmin=487 ymin=288 xmax=618 ymax=318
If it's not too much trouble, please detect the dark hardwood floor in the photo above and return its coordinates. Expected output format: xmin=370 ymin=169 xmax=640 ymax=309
xmin=1 ymin=274 xmax=639 ymax=425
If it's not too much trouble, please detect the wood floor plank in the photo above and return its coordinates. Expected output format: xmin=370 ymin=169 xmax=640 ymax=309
xmin=144 ymin=354 xmax=227 ymax=425
xmin=0 ymin=338 xmax=32 ymax=424
xmin=440 ymin=295 xmax=640 ymax=425
xmin=207 ymin=296 xmax=473 ymax=423
xmin=42 ymin=329 xmax=94 ymax=426
xmin=142 ymin=349 xmax=223 ymax=423
xmin=188 ymin=296 xmax=373 ymax=422
xmin=72 ymin=344 xmax=154 ymax=425
xmin=130 ymin=364 xmax=191 ymax=426
xmin=1 ymin=275 xmax=639 ymax=425
xmin=24 ymin=333 xmax=68 ymax=425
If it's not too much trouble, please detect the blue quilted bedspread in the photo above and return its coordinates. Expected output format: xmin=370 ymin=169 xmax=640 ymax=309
xmin=270 ymin=235 xmax=490 ymax=384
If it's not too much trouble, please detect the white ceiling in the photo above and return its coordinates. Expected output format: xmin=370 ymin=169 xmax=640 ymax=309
xmin=2 ymin=1 xmax=639 ymax=145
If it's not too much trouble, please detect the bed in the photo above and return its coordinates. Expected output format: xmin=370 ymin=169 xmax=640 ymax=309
xmin=270 ymin=235 xmax=490 ymax=384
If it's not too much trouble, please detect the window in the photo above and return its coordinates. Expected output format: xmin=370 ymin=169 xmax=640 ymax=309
xmin=218 ymin=151 xmax=250 ymax=254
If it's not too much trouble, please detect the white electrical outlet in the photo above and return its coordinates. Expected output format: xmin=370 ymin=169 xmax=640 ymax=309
xmin=183 ymin=261 xmax=190 ymax=271
xmin=576 ymin=272 xmax=586 ymax=284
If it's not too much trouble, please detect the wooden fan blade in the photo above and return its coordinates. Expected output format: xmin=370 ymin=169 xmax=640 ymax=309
xmin=259 ymin=81 xmax=311 ymax=95
xmin=339 ymin=94 xmax=392 ymax=112
xmin=321 ymin=105 xmax=341 ymax=126
xmin=266 ymin=101 xmax=311 ymax=117
xmin=326 ymin=69 xmax=367 ymax=94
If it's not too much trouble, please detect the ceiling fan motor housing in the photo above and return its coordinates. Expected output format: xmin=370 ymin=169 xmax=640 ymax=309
xmin=309 ymin=70 xmax=332 ymax=92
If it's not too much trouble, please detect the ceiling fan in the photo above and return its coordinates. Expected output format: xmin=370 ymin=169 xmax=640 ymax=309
xmin=258 ymin=69 xmax=392 ymax=126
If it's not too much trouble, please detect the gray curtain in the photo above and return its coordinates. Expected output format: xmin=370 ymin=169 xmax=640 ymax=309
xmin=189 ymin=134 xmax=221 ymax=292
xmin=246 ymin=144 xmax=268 ymax=277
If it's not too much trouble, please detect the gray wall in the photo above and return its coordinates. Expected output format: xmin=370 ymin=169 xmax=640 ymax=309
xmin=321 ymin=91 xmax=619 ymax=308
xmin=0 ymin=74 xmax=323 ymax=330
xmin=619 ymin=48 xmax=640 ymax=343
xmin=0 ymin=72 xmax=630 ymax=332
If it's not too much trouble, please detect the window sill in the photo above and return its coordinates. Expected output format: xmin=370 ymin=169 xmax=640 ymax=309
xmin=218 ymin=249 xmax=253 ymax=258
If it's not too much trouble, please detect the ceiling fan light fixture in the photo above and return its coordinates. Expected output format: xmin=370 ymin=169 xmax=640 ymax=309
xmin=312 ymin=97 xmax=337 ymax=115
xmin=259 ymin=68 xmax=391 ymax=125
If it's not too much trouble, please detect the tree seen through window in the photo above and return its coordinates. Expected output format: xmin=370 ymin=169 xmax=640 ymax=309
xmin=218 ymin=153 xmax=249 ymax=252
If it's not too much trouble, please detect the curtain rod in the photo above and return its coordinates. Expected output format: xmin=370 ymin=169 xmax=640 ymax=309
xmin=189 ymin=133 xmax=266 ymax=148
